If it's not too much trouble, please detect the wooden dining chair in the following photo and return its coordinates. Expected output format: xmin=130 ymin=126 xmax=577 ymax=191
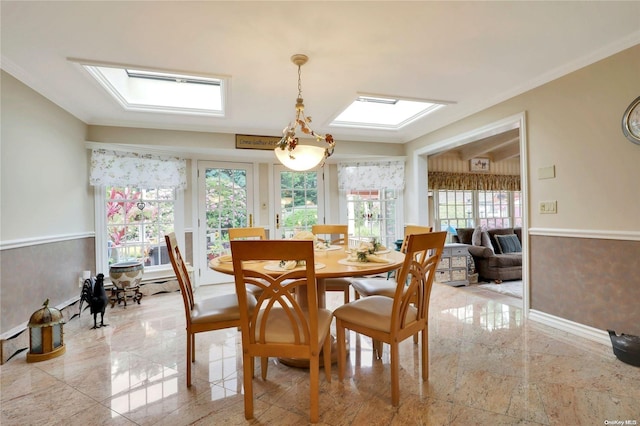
xmin=228 ymin=227 xmax=267 ymax=241
xmin=228 ymin=227 xmax=268 ymax=297
xmin=333 ymin=231 xmax=446 ymax=406
xmin=353 ymin=225 xmax=433 ymax=300
xmin=165 ymin=232 xmax=256 ymax=387
xmin=230 ymin=239 xmax=332 ymax=423
xmin=311 ymin=224 xmax=352 ymax=303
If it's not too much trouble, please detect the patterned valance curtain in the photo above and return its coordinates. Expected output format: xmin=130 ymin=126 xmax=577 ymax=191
xmin=338 ymin=161 xmax=405 ymax=191
xmin=428 ymin=171 xmax=520 ymax=191
xmin=89 ymin=149 xmax=187 ymax=189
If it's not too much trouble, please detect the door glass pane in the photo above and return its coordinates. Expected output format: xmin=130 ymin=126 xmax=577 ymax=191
xmin=279 ymin=171 xmax=318 ymax=238
xmin=204 ymin=167 xmax=248 ymax=264
xmin=346 ymin=189 xmax=397 ymax=248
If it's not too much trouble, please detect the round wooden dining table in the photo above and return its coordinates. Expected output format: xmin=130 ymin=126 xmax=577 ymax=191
xmin=210 ymin=246 xmax=405 ymax=309
xmin=210 ymin=246 xmax=405 ymax=367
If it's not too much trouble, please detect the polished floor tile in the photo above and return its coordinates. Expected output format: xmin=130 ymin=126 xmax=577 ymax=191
xmin=2 ymin=282 xmax=638 ymax=425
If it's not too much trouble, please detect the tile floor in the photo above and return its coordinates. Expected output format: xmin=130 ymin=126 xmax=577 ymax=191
xmin=1 ymin=282 xmax=638 ymax=425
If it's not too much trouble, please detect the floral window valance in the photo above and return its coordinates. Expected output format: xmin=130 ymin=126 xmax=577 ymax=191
xmin=428 ymin=171 xmax=520 ymax=191
xmin=90 ymin=149 xmax=187 ymax=189
xmin=338 ymin=161 xmax=405 ymax=191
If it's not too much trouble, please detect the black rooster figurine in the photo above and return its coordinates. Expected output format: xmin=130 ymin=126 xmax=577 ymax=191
xmin=79 ymin=273 xmax=109 ymax=329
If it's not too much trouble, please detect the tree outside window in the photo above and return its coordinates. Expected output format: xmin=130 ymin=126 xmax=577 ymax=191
xmin=106 ymin=186 xmax=175 ymax=267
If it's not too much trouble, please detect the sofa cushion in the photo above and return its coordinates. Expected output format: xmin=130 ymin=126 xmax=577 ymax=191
xmin=455 ymin=228 xmax=475 ymax=245
xmin=514 ymin=227 xmax=522 ymax=242
xmin=495 ymin=234 xmax=522 ymax=254
xmin=487 ymin=228 xmax=515 ymax=252
xmin=481 ymin=231 xmax=494 ymax=252
xmin=472 ymin=226 xmax=482 ymax=246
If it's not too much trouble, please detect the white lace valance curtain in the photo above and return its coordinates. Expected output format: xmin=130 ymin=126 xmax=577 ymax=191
xmin=337 ymin=161 xmax=405 ymax=191
xmin=90 ymin=149 xmax=187 ymax=189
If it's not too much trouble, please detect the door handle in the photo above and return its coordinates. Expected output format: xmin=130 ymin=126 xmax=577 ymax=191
xmin=276 ymin=214 xmax=280 ymax=229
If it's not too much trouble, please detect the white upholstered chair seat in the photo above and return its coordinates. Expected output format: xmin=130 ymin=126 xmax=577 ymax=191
xmin=191 ymin=293 xmax=256 ymax=325
xmin=350 ymin=278 xmax=403 ymax=299
xmin=333 ymin=296 xmax=417 ymax=333
xmin=255 ymin=308 xmax=333 ymax=344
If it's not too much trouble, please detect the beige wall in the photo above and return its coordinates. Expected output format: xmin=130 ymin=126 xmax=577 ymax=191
xmin=1 ymin=71 xmax=94 ymax=336
xmin=1 ymin=71 xmax=93 ymax=240
xmin=409 ymin=44 xmax=640 ymax=231
xmin=406 ymin=45 xmax=640 ymax=334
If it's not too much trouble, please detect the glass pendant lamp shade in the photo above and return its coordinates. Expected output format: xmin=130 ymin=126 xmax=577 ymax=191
xmin=275 ymin=54 xmax=335 ymax=171
xmin=274 ymin=144 xmax=325 ymax=171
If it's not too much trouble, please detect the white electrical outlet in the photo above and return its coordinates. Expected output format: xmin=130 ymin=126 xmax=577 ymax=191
xmin=78 ymin=277 xmax=84 ymax=288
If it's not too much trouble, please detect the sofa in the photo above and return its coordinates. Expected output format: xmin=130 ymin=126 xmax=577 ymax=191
xmin=454 ymin=227 xmax=522 ymax=283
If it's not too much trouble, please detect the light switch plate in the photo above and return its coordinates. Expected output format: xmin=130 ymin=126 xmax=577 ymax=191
xmin=539 ymin=200 xmax=557 ymax=214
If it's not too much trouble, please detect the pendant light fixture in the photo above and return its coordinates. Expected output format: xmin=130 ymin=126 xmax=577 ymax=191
xmin=275 ymin=54 xmax=335 ymax=171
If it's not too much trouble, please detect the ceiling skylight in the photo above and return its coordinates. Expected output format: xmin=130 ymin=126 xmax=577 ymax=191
xmin=331 ymin=95 xmax=447 ymax=130
xmin=81 ymin=64 xmax=225 ymax=116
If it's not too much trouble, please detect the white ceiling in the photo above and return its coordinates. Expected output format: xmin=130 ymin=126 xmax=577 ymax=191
xmin=2 ymin=1 xmax=639 ymax=147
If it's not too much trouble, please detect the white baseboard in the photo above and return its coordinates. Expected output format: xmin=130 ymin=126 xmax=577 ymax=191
xmin=528 ymin=309 xmax=611 ymax=347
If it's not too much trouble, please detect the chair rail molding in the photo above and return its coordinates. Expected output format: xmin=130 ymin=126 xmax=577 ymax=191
xmin=528 ymin=227 xmax=640 ymax=241
xmin=0 ymin=232 xmax=95 ymax=250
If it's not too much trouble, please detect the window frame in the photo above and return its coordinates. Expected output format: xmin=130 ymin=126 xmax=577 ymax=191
xmin=339 ymin=187 xmax=404 ymax=249
xmin=94 ymin=185 xmax=184 ymax=277
xmin=434 ymin=189 xmax=522 ymax=237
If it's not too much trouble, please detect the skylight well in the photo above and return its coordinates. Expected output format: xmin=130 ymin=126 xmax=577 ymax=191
xmin=80 ymin=63 xmax=225 ymax=116
xmin=331 ymin=95 xmax=447 ymax=130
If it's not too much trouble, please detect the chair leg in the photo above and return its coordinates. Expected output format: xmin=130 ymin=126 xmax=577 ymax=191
xmin=191 ymin=333 xmax=196 ymax=362
xmin=336 ymin=320 xmax=346 ymax=381
xmin=323 ymin=333 xmax=331 ymax=383
xmin=309 ymin=353 xmax=320 ymax=423
xmin=261 ymin=356 xmax=268 ymax=380
xmin=422 ymin=328 xmax=429 ymax=381
xmin=390 ymin=342 xmax=400 ymax=406
xmin=373 ymin=339 xmax=383 ymax=359
xmin=343 ymin=287 xmax=350 ymax=304
xmin=186 ymin=332 xmax=192 ymax=387
xmin=243 ymin=353 xmax=254 ymax=419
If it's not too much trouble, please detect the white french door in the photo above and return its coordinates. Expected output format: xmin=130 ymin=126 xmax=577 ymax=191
xmin=198 ymin=161 xmax=254 ymax=284
xmin=273 ymin=165 xmax=325 ymax=239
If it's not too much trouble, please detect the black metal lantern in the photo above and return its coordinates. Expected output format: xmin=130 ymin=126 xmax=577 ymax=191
xmin=27 ymin=299 xmax=65 ymax=362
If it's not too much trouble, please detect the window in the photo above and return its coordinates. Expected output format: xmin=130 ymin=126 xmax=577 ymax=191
xmin=478 ymin=190 xmax=510 ymax=229
xmin=338 ymin=161 xmax=405 ymax=248
xmin=331 ymin=95 xmax=447 ymax=130
xmin=103 ymin=186 xmax=178 ymax=270
xmin=89 ymin=148 xmax=187 ymax=275
xmin=346 ymin=189 xmax=400 ymax=249
xmin=436 ymin=190 xmax=475 ymax=231
xmin=78 ymin=62 xmax=225 ymax=116
xmin=434 ymin=190 xmax=522 ymax=236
